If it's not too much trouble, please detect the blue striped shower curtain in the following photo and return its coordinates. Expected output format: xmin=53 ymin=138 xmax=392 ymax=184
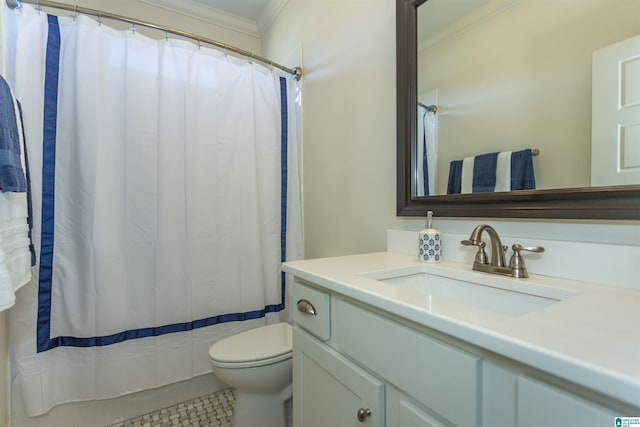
xmin=5 ymin=4 xmax=302 ymax=416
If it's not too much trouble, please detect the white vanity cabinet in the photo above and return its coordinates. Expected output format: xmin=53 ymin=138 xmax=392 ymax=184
xmin=293 ymin=279 xmax=480 ymax=427
xmin=515 ymin=376 xmax=616 ymax=426
xmin=294 ymin=328 xmax=385 ymax=427
xmin=481 ymin=361 xmax=620 ymax=426
xmin=292 ymin=278 xmax=637 ymax=427
xmin=386 ymin=386 xmax=448 ymax=427
xmin=335 ymin=298 xmax=481 ymax=427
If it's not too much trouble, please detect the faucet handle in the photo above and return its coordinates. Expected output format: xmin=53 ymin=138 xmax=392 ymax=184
xmin=509 ymin=244 xmax=545 ymax=278
xmin=461 ymin=239 xmax=488 ymax=264
xmin=513 ymin=244 xmax=544 ymax=254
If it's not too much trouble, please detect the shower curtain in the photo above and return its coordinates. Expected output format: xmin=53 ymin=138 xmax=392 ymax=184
xmin=417 ymin=107 xmax=437 ymax=196
xmin=5 ymin=4 xmax=302 ymax=416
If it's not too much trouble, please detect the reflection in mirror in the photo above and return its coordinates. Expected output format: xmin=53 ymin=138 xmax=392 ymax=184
xmin=415 ymin=0 xmax=640 ymax=197
xmin=396 ymin=0 xmax=640 ymax=219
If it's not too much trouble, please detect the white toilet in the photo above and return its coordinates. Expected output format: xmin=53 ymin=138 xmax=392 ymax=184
xmin=208 ymin=322 xmax=293 ymax=427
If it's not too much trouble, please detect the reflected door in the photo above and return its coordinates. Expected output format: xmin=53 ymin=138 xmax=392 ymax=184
xmin=592 ymin=34 xmax=640 ymax=186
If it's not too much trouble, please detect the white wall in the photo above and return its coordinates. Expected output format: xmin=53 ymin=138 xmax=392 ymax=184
xmin=262 ymin=1 xmax=640 ymax=260
xmin=262 ymin=0 xmax=406 ymax=258
xmin=0 ymin=311 xmax=8 ymax=427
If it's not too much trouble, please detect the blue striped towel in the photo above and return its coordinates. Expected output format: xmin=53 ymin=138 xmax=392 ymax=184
xmin=0 ymin=75 xmax=27 ymax=192
xmin=447 ymin=149 xmax=535 ymax=194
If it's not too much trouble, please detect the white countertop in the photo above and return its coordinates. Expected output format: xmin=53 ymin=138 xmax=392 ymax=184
xmin=282 ymin=252 xmax=640 ymax=408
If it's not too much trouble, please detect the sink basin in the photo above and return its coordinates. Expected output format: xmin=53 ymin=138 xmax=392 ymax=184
xmin=376 ymin=272 xmax=576 ymax=317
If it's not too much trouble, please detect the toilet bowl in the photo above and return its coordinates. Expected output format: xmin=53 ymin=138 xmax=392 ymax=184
xmin=209 ymin=322 xmax=293 ymax=427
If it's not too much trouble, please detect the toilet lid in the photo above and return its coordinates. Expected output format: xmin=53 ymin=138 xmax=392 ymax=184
xmin=209 ymin=322 xmax=292 ymax=364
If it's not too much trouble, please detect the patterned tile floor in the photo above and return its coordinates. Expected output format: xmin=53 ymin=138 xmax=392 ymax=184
xmin=107 ymin=388 xmax=235 ymax=427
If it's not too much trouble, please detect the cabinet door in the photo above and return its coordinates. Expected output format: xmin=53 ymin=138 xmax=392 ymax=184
xmin=387 ymin=386 xmax=447 ymax=427
xmin=516 ymin=376 xmax=615 ymax=427
xmin=293 ymin=328 xmax=384 ymax=427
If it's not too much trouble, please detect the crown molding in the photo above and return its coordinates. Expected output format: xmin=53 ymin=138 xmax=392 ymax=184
xmin=138 ymin=0 xmax=260 ymax=38
xmin=257 ymin=0 xmax=288 ymax=34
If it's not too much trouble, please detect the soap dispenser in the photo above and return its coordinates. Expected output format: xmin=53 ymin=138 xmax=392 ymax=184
xmin=419 ymin=211 xmax=442 ymax=263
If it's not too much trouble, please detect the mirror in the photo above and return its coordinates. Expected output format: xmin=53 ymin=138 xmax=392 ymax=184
xmin=397 ymin=0 xmax=640 ymax=219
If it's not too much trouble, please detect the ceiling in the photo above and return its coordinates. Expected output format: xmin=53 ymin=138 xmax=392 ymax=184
xmin=192 ymin=0 xmax=273 ymax=22
xmin=418 ymin=0 xmax=518 ymax=50
xmin=139 ymin=0 xmax=284 ymax=36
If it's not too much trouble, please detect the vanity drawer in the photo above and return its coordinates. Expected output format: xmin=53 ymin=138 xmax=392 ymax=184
xmin=292 ymin=280 xmax=331 ymax=340
xmin=336 ymin=300 xmax=481 ymax=427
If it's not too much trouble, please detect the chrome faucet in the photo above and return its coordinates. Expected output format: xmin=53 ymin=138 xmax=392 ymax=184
xmin=461 ymin=224 xmax=544 ymax=278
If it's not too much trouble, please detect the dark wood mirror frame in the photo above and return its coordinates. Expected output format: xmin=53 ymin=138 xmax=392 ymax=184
xmin=396 ymin=0 xmax=640 ymax=219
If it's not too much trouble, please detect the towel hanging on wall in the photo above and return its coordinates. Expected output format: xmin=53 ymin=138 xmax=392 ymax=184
xmin=0 ymin=75 xmax=33 ymax=312
xmin=447 ymin=148 xmax=536 ymax=194
xmin=0 ymin=75 xmax=28 ymax=192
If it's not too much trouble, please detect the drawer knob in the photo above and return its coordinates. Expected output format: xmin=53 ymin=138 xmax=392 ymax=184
xmin=296 ymin=299 xmax=317 ymax=316
xmin=357 ymin=408 xmax=372 ymax=422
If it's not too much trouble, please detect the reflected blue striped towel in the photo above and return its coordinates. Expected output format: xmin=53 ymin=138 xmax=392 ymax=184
xmin=510 ymin=148 xmax=536 ymax=191
xmin=447 ymin=160 xmax=463 ymax=194
xmin=447 ymin=149 xmax=535 ymax=194
xmin=0 ymin=75 xmax=27 ymax=192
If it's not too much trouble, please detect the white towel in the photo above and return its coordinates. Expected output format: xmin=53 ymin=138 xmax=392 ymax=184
xmin=460 ymin=156 xmax=474 ymax=194
xmin=0 ymin=192 xmax=32 ymax=312
xmin=460 ymin=151 xmax=514 ymax=194
xmin=495 ymin=151 xmax=512 ymax=192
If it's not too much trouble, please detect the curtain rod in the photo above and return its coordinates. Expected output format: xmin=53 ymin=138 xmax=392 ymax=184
xmin=5 ymin=0 xmax=302 ymax=81
xmin=418 ymin=102 xmax=437 ymax=114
